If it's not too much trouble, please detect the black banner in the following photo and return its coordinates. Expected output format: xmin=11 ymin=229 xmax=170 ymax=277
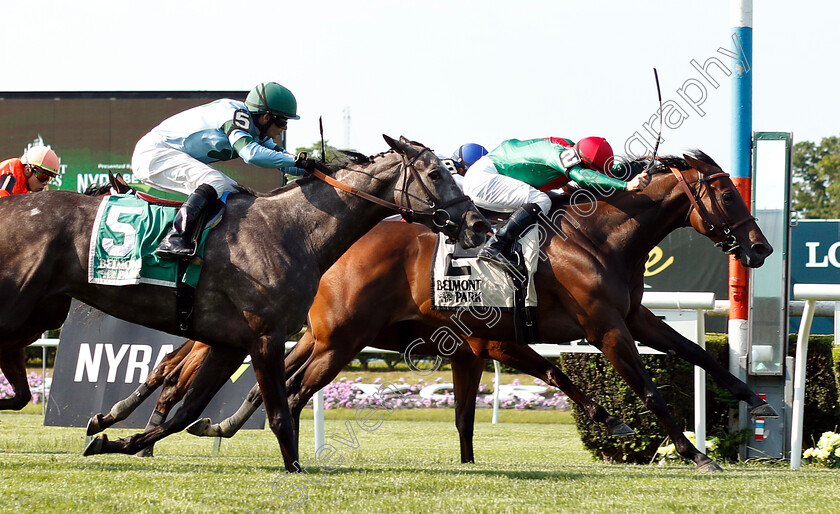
xmin=45 ymin=301 xmax=265 ymax=429
xmin=644 ymin=227 xmax=728 ymax=332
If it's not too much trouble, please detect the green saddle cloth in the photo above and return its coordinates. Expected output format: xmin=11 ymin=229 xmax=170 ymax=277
xmin=87 ymin=195 xmax=209 ymax=287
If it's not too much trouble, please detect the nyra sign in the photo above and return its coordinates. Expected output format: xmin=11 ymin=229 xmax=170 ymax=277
xmin=45 ymin=301 xmax=265 ymax=429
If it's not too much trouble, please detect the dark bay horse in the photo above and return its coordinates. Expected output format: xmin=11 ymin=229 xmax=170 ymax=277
xmin=0 ymin=136 xmax=488 ymax=472
xmin=93 ymin=151 xmax=775 ymax=471
xmin=187 ymin=151 xmax=775 ymax=471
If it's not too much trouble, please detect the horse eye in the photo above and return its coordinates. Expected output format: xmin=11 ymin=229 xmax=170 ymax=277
xmin=722 ymin=191 xmax=734 ymax=206
xmin=429 ymin=169 xmax=442 ymax=180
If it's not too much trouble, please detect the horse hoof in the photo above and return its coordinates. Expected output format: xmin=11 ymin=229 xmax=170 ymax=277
xmin=696 ymin=459 xmax=723 ymax=472
xmin=83 ymin=434 xmax=108 ymax=456
xmin=609 ymin=422 xmax=635 ymax=437
xmin=186 ymin=418 xmax=213 ymax=436
xmin=86 ymin=414 xmax=104 ymax=436
xmin=136 ymin=447 xmax=154 ymax=458
xmin=750 ymin=403 xmax=779 ymax=418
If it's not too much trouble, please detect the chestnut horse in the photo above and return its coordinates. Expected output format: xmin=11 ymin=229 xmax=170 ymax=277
xmin=93 ymin=152 xmax=775 ymax=471
xmin=197 ymin=152 xmax=775 ymax=471
xmin=0 ymin=136 xmax=487 ymax=472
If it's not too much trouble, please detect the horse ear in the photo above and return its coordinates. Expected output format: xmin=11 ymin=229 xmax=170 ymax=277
xmin=383 ymin=134 xmax=417 ymax=158
xmin=383 ymin=134 xmax=398 ymax=150
xmin=683 ymin=153 xmax=719 ymax=175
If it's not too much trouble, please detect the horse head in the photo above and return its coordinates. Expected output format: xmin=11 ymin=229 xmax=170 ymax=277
xmin=383 ymin=135 xmax=489 ymax=248
xmin=677 ymin=151 xmax=772 ymax=268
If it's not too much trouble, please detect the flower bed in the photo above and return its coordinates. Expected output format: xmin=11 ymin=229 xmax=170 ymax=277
xmin=0 ymin=371 xmax=49 ymax=404
xmin=320 ymin=377 xmax=569 ymax=410
xmin=803 ymin=431 xmax=840 ymax=468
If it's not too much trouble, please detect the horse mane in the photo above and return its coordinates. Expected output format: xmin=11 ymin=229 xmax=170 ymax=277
xmin=252 ymin=149 xmax=396 ymax=198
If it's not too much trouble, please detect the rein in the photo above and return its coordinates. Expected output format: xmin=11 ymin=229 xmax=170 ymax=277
xmin=669 ymin=166 xmax=755 ymax=254
xmin=308 ymin=147 xmax=472 ymax=230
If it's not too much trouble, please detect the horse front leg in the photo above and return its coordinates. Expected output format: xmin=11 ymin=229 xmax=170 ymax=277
xmin=249 ymin=333 xmax=299 ymax=473
xmin=83 ymin=345 xmax=245 ymax=457
xmin=627 ymin=307 xmax=778 ymax=417
xmin=593 ymin=323 xmax=722 ymax=471
xmin=187 ymin=333 xmax=316 ymax=440
xmin=0 ymin=346 xmax=32 ymax=410
xmin=477 ymin=339 xmax=633 ymax=437
xmin=449 ymin=351 xmax=486 ymax=463
xmin=87 ymin=339 xmax=199 ymax=436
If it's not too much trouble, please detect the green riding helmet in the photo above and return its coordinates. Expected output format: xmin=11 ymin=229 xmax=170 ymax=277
xmin=244 ymin=82 xmax=300 ymax=120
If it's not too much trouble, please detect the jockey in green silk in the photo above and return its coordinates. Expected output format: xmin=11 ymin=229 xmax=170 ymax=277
xmin=463 ymin=136 xmax=650 ymax=266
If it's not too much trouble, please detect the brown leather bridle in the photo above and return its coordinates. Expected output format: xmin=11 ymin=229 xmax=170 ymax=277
xmin=669 ymin=166 xmax=755 ymax=254
xmin=308 ymin=147 xmax=472 ymax=232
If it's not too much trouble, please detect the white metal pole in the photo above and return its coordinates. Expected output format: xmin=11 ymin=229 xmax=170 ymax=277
xmin=834 ymin=301 xmax=840 ymax=346
xmin=790 ymin=299 xmax=815 ymax=470
xmin=492 ymin=360 xmax=501 ymax=424
xmin=313 ymin=388 xmax=325 ymax=452
xmin=41 ymin=342 xmax=47 ymax=416
xmin=694 ymin=309 xmax=707 ymax=454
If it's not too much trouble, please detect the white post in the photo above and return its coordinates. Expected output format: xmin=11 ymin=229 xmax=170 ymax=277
xmin=492 ymin=360 xmax=501 ymax=424
xmin=694 ymin=309 xmax=707 ymax=454
xmin=790 ymin=284 xmax=840 ymax=469
xmin=834 ymin=301 xmax=840 ymax=346
xmin=313 ymin=388 xmax=325 ymax=452
xmin=790 ymin=299 xmax=815 ymax=470
xmin=41 ymin=343 xmax=47 ymax=416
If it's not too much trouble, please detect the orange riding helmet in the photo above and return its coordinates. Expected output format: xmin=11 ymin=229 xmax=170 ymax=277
xmin=22 ymin=145 xmax=60 ymax=175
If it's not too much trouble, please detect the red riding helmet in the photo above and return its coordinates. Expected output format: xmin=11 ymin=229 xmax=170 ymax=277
xmin=575 ymin=137 xmax=614 ymax=173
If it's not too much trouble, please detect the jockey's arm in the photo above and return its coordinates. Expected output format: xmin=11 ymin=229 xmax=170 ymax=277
xmin=0 ymin=174 xmax=16 ymax=197
xmin=566 ymin=165 xmax=630 ymax=191
xmin=232 ymin=136 xmax=305 ymax=176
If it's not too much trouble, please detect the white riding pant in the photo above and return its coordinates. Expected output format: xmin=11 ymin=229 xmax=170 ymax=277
xmin=462 ymin=156 xmax=551 ymax=215
xmin=132 ymin=133 xmax=239 ymax=197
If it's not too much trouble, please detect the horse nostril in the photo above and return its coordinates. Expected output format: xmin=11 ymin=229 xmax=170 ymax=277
xmin=752 ymin=242 xmax=773 ymax=257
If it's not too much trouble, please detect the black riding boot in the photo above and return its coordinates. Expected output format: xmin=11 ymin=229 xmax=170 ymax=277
xmin=477 ymin=202 xmax=542 ymax=267
xmin=155 ymin=184 xmax=218 ymax=260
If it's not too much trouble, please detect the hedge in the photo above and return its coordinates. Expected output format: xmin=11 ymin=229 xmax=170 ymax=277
xmin=561 ymin=334 xmax=840 ymax=464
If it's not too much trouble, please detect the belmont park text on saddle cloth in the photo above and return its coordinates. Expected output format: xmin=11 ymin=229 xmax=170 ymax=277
xmin=431 ymin=226 xmax=540 ymax=311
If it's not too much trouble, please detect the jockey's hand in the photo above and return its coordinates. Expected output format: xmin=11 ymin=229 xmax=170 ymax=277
xmin=626 ymin=171 xmax=651 ymax=192
xmin=294 ymin=153 xmax=318 ymax=174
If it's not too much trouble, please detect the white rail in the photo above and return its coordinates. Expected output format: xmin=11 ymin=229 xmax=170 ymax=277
xmin=789 ymin=284 xmax=840 ymax=470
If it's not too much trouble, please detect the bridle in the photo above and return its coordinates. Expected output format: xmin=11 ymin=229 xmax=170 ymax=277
xmin=307 ymin=147 xmax=472 ymax=232
xmin=669 ymin=166 xmax=755 ymax=254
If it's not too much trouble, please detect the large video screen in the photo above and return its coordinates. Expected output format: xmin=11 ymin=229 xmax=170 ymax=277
xmin=0 ymin=91 xmax=285 ymax=200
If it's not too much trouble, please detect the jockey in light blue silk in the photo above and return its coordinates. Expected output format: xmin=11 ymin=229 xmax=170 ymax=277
xmin=132 ymin=82 xmax=304 ymax=259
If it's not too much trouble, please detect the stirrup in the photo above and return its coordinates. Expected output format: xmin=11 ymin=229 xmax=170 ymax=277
xmin=477 ymin=245 xmax=514 ymax=267
xmin=154 ymin=238 xmax=196 ymax=260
